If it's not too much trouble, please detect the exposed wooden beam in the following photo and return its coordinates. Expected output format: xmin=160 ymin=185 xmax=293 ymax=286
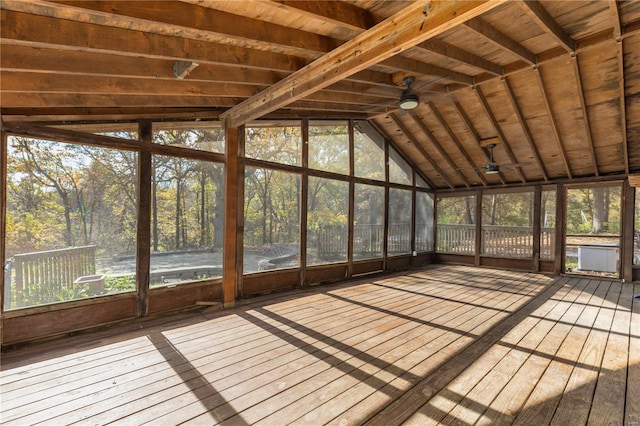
xmin=0 ymin=44 xmax=289 ymax=86
xmin=380 ymin=57 xmax=475 ymax=86
xmin=0 ymin=10 xmax=308 ymax=73
xmin=472 ymin=86 xmax=527 ymax=183
xmin=264 ymin=0 xmax=376 ymax=32
xmin=6 ymin=0 xmax=336 ymax=58
xmin=570 ymin=55 xmax=599 ymax=177
xmin=222 ymin=121 xmax=242 ymax=307
xmin=465 ymin=17 xmax=538 ymax=65
xmin=0 ymin=92 xmax=239 ymax=108
xmin=532 ymin=65 xmax=573 ymax=179
xmin=616 ymin=41 xmax=630 ymax=174
xmin=417 ymin=38 xmax=503 ymax=76
xmin=501 ymin=76 xmax=549 ymax=181
xmin=451 ymin=101 xmax=507 ymax=185
xmin=388 ymin=113 xmax=455 ymax=190
xmin=427 ymin=102 xmax=488 ymax=186
xmin=0 ymin=70 xmax=264 ymax=97
xmin=221 ymin=0 xmax=508 ymax=126
xmin=607 ymin=0 xmax=623 ymax=42
xmin=520 ymin=1 xmax=576 ymax=53
xmin=406 ymin=111 xmax=472 ymax=188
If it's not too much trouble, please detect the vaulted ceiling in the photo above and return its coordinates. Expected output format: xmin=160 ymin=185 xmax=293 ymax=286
xmin=2 ymin=0 xmax=639 ymax=189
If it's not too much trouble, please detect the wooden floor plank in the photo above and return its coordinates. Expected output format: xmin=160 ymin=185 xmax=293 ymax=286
xmin=0 ymin=266 xmax=636 ymax=426
xmin=403 ymin=276 xmax=589 ymax=425
xmin=587 ymin=281 xmax=632 ymax=425
xmin=626 ymin=282 xmax=640 ymax=426
xmin=549 ymin=279 xmax=623 ymax=425
xmin=436 ymin=276 xmax=595 ymax=425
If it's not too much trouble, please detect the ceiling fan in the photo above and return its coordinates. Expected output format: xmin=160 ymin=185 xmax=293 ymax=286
xmin=482 ymin=142 xmax=529 ymax=174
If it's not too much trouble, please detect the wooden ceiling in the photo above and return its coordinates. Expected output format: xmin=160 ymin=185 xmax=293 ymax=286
xmin=2 ymin=0 xmax=640 ymax=189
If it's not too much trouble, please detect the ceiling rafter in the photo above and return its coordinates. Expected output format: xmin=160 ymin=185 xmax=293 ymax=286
xmin=0 ymin=10 xmax=309 ymax=72
xmin=406 ymin=111 xmax=472 ymax=188
xmin=0 ymin=47 xmax=289 ymax=87
xmin=570 ymin=55 xmax=599 ymax=177
xmin=0 ymin=92 xmax=240 ymax=108
xmin=427 ymin=102 xmax=488 ymax=186
xmin=12 ymin=0 xmax=337 ymax=57
xmin=465 ymin=17 xmax=538 ymax=65
xmin=532 ymin=65 xmax=573 ymax=179
xmin=501 ymin=76 xmax=549 ymax=181
xmin=380 ymin=57 xmax=475 ymax=86
xmin=607 ymin=0 xmax=622 ymax=41
xmin=1 ymin=70 xmax=267 ymax=97
xmin=616 ymin=41 xmax=630 ymax=174
xmin=519 ymin=1 xmax=576 ymax=53
xmin=388 ymin=113 xmax=455 ymax=190
xmin=416 ymin=38 xmax=503 ymax=76
xmin=263 ymin=0 xmax=377 ymax=32
xmin=451 ymin=101 xmax=507 ymax=185
xmin=221 ymin=0 xmax=508 ymax=126
xmin=473 ymin=85 xmax=527 ymax=183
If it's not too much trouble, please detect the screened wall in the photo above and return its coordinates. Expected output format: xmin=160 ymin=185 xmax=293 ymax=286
xmin=1 ymin=118 xmax=434 ymax=344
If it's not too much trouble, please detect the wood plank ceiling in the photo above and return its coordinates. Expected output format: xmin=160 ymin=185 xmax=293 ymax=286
xmin=1 ymin=0 xmax=640 ymax=189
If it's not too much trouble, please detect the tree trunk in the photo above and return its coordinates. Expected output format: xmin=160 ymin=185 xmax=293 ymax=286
xmin=593 ymin=187 xmax=606 ymax=233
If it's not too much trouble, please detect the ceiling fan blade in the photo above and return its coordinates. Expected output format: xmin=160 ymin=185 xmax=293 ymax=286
xmin=499 ymin=162 xmax=531 ymax=169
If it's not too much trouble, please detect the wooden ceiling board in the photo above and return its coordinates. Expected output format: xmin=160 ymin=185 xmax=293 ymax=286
xmin=440 ymin=26 xmax=523 ymax=66
xmin=2 ymin=0 xmax=638 ymax=189
xmin=620 ymin=1 xmax=640 ymax=25
xmin=480 ymin=2 xmax=549 ymax=47
xmin=401 ymin=47 xmax=488 ymax=79
xmin=541 ymin=1 xmax=612 ymax=39
xmin=189 ymin=0 xmax=366 ymax=41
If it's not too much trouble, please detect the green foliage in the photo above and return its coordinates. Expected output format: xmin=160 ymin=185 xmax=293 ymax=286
xmin=12 ymin=282 xmax=89 ymax=309
xmin=105 ymin=275 xmax=136 ymax=293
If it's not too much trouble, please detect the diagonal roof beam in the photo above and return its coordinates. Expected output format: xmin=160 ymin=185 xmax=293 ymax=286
xmin=501 ymin=76 xmax=549 ymax=181
xmin=570 ymin=55 xmax=599 ymax=176
xmin=465 ymin=17 xmax=538 ymax=65
xmin=616 ymin=42 xmax=630 ymax=174
xmin=264 ymin=0 xmax=377 ymax=32
xmin=417 ymin=38 xmax=503 ymax=76
xmin=427 ymin=102 xmax=488 ymax=186
xmin=607 ymin=0 xmax=623 ymax=42
xmin=533 ymin=65 xmax=572 ymax=179
xmin=473 ymin=85 xmax=527 ymax=183
xmin=388 ymin=113 xmax=455 ymax=190
xmin=451 ymin=101 xmax=507 ymax=184
xmin=380 ymin=57 xmax=475 ymax=86
xmin=407 ymin=111 xmax=472 ymax=188
xmin=221 ymin=0 xmax=508 ymax=126
xmin=519 ymin=1 xmax=576 ymax=53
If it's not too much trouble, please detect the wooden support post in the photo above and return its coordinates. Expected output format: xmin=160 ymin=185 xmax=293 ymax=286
xmin=222 ymin=121 xmax=243 ymax=306
xmin=300 ymin=119 xmax=309 ymax=286
xmin=475 ymin=190 xmax=482 ymax=267
xmin=622 ymin=180 xmax=635 ymax=282
xmin=1 ymin=126 xmax=7 ymax=315
xmin=136 ymin=121 xmax=152 ymax=318
xmin=555 ymin=184 xmax=565 ymax=275
xmin=347 ymin=120 xmax=355 ymax=277
xmin=532 ymin=186 xmax=542 ymax=273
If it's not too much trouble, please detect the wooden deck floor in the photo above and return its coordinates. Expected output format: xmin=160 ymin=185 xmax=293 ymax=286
xmin=1 ymin=265 xmax=638 ymax=425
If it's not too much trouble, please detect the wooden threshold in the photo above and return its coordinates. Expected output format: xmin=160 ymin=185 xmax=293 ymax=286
xmin=1 ymin=265 xmax=637 ymax=425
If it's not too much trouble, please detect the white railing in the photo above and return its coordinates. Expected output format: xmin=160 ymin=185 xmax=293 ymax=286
xmin=437 ymin=224 xmax=555 ymax=259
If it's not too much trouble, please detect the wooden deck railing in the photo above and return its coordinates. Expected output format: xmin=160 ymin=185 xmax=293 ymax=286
xmin=436 ymin=224 xmax=476 ymax=254
xmin=437 ymin=224 xmax=555 ymax=259
xmin=482 ymin=225 xmax=533 ymax=257
xmin=12 ymin=245 xmax=97 ymax=293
